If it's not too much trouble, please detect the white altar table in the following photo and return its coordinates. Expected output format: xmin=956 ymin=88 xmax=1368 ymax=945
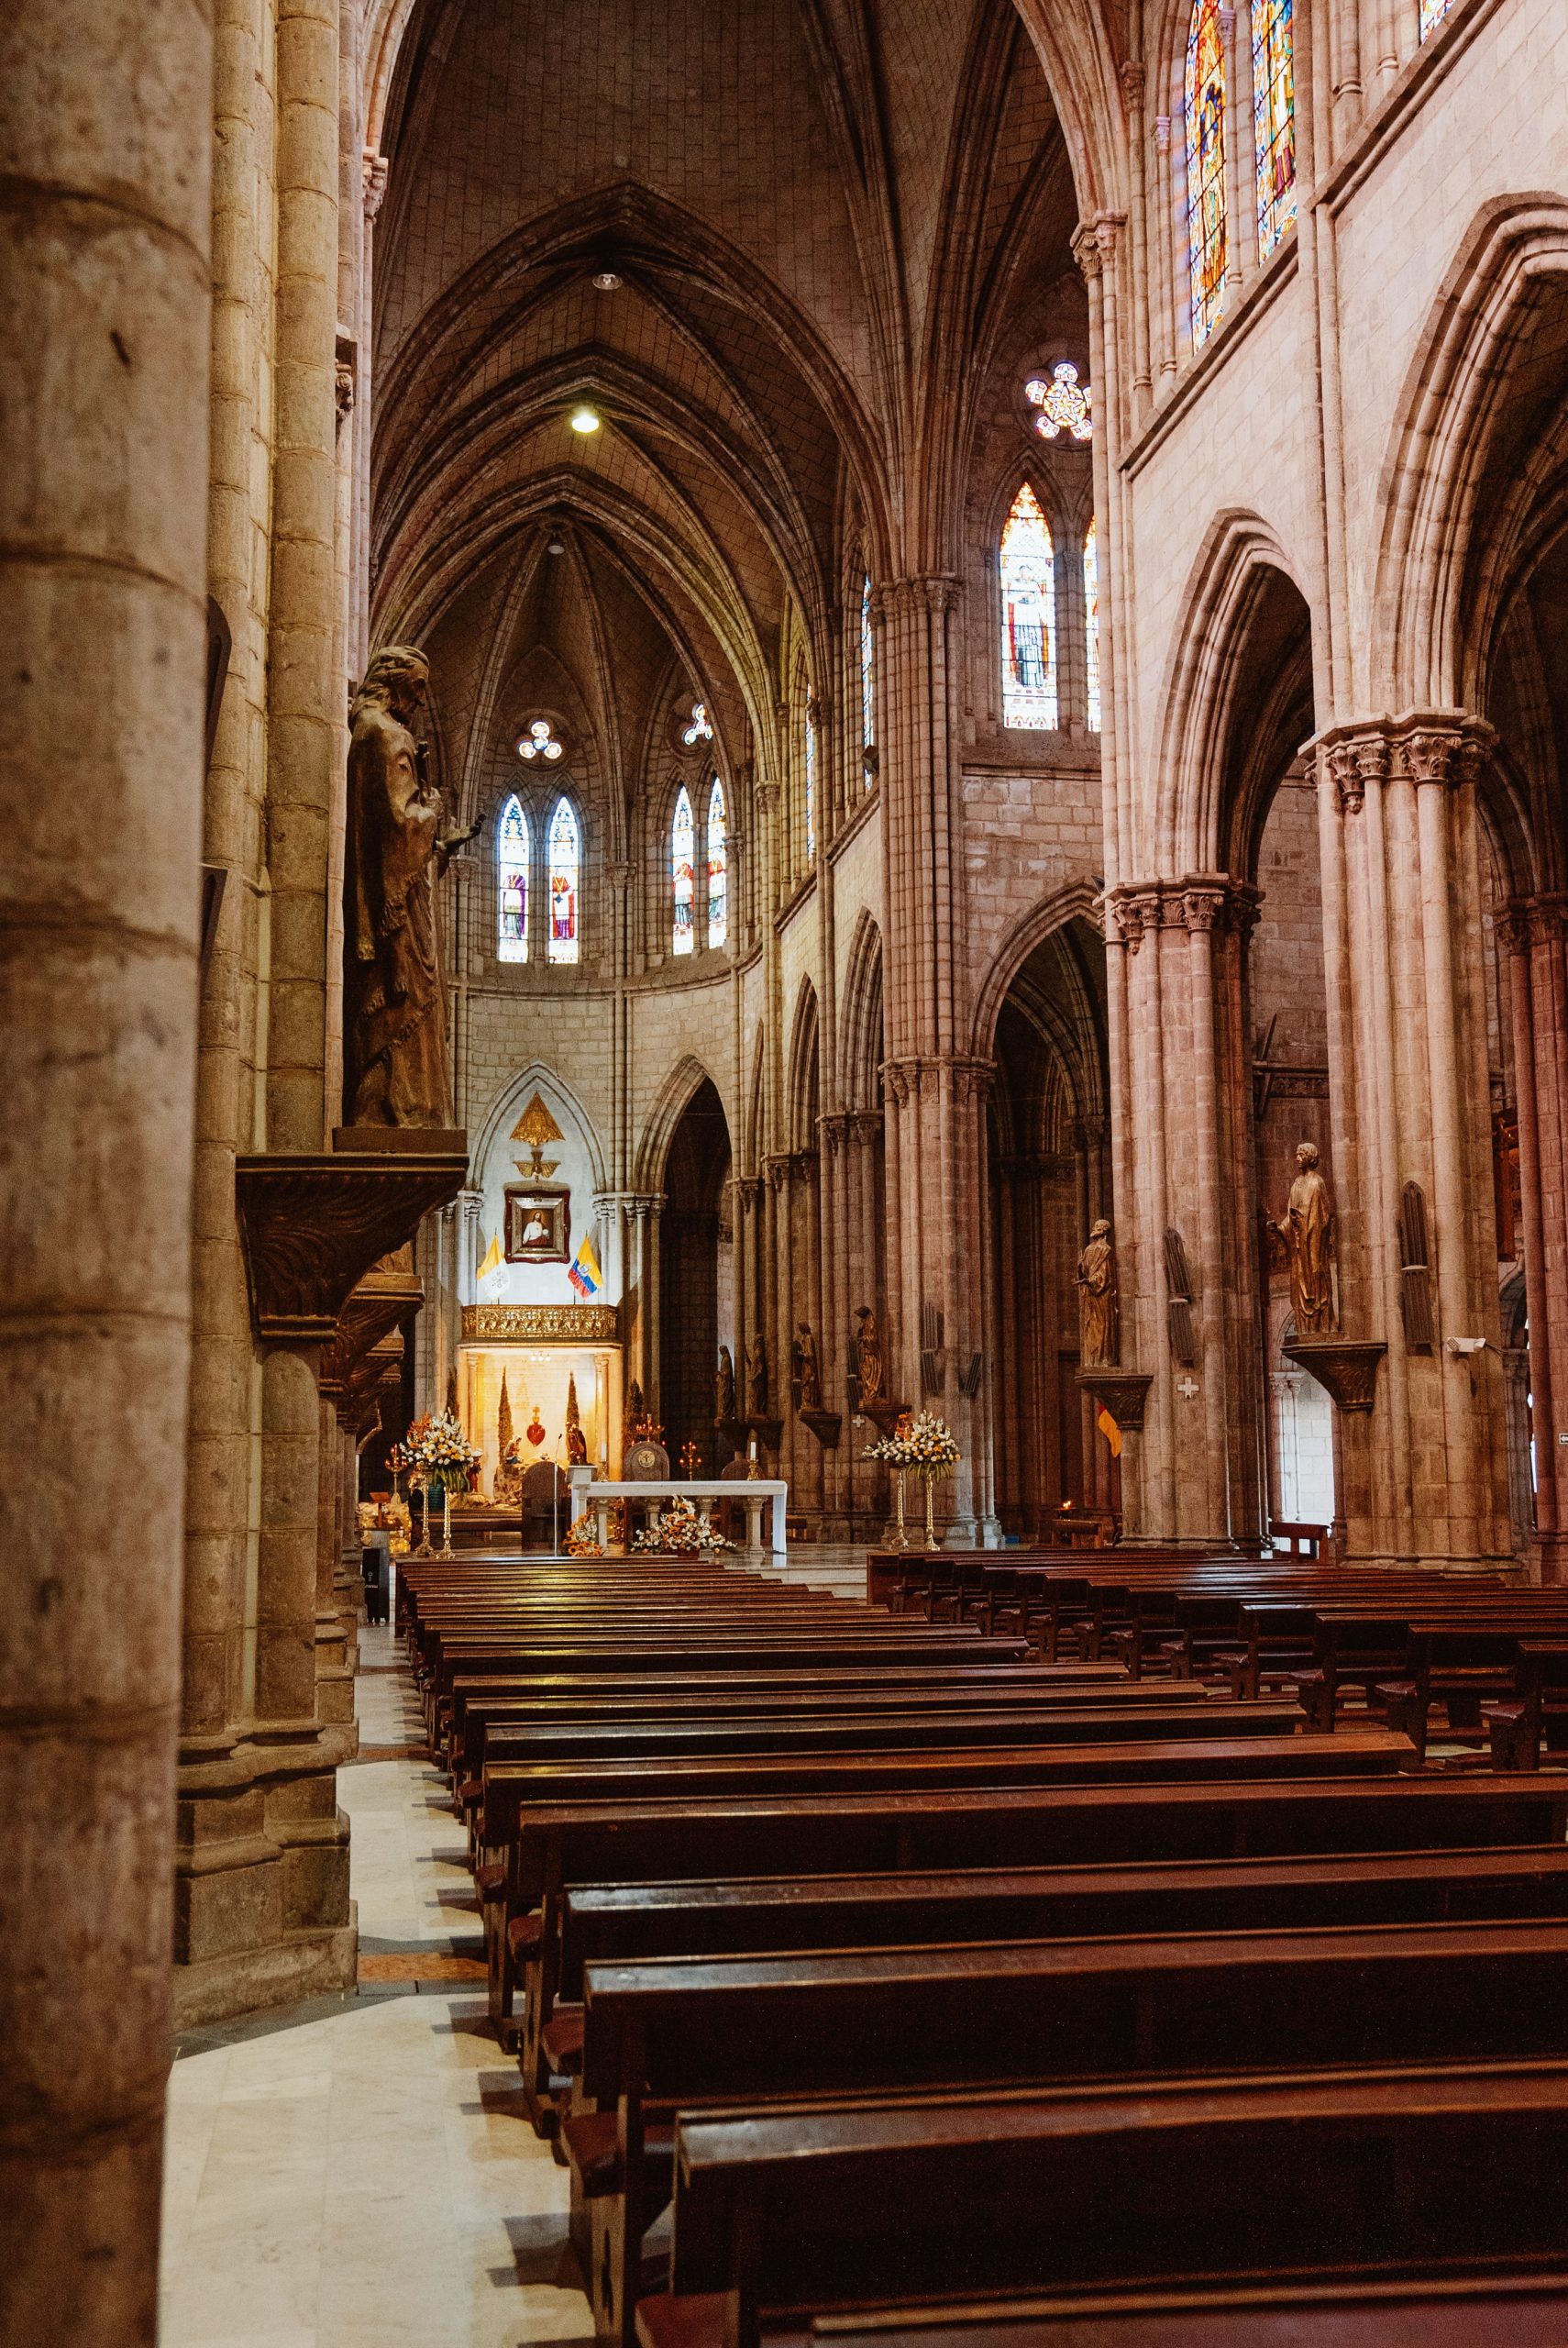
xmin=568 ymin=1468 xmax=789 ymax=1557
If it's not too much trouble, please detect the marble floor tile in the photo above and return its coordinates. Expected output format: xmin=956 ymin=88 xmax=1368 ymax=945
xmin=161 ymin=1630 xmax=594 ymax=2348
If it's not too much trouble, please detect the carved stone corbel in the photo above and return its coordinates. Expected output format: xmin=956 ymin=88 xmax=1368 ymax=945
xmin=235 ymin=1142 xmax=468 ymax=1345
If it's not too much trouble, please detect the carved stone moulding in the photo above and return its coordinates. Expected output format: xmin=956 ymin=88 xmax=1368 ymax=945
xmin=1284 ymin=1337 xmax=1386 ymax=1413
xmin=462 ymin=1303 xmax=619 ymax=1344
xmin=1077 ymin=1369 xmax=1154 ymax=1430
xmin=320 ymin=1259 xmax=425 ymax=1399
xmin=236 ymin=1146 xmax=468 ymax=1344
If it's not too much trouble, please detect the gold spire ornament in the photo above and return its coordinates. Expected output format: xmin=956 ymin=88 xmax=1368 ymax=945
xmin=511 ymin=1091 xmax=564 ymax=1180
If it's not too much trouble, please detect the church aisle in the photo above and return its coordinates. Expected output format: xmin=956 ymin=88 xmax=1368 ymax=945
xmin=159 ymin=1625 xmax=593 ymax=2348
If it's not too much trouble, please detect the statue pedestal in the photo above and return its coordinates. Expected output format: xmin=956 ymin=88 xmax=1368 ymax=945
xmin=863 ymin=1400 xmax=911 ymax=1436
xmin=800 ymin=1409 xmax=843 ymax=1449
xmin=1283 ymin=1338 xmax=1386 ymax=1413
xmin=334 ymin=1125 xmax=467 ymax=1155
xmin=1077 ymin=1369 xmax=1154 ymax=1429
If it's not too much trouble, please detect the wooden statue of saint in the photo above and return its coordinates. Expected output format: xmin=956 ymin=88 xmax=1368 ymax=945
xmin=344 ymin=644 xmax=477 ymax=1127
xmin=745 ymin=1335 xmax=768 ymax=1420
xmin=855 ymin=1306 xmax=885 ymax=1404
xmin=1075 ymin=1218 xmax=1119 ymax=1367
xmin=714 ymin=1346 xmax=736 ymax=1426
xmin=1275 ymin=1140 xmax=1338 ymax=1335
xmin=793 ymin=1322 xmax=822 ymax=1412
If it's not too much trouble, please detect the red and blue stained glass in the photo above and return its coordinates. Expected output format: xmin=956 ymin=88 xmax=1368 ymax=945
xmin=1187 ymin=0 xmax=1228 ymax=349
xmin=1253 ymin=0 xmax=1297 ymax=258
xmin=999 ymin=482 xmax=1057 ymax=730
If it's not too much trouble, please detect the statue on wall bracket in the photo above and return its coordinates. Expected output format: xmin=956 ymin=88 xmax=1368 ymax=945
xmin=344 ymin=644 xmax=477 ymax=1131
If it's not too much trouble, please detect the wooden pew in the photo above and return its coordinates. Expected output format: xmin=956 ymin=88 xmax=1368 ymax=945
xmin=491 ymin=1771 xmax=1568 ymax=2040
xmin=643 ymin=2061 xmax=1568 ymax=2348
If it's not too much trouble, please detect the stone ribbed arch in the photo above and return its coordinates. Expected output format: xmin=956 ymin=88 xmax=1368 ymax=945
xmin=787 ymin=980 xmax=822 ymax=1153
xmin=1007 ymin=0 xmax=1128 ymax=219
xmin=1153 ymin=507 xmax=1309 ymax=874
xmin=1372 ymin=194 xmax=1568 ymax=715
xmin=839 ymin=912 xmax=886 ymax=1113
xmin=469 ymin=1060 xmax=608 ymax=1197
xmin=970 ymin=882 xmax=1106 ymax=1062
xmin=635 ymin=1054 xmax=731 ymax=1195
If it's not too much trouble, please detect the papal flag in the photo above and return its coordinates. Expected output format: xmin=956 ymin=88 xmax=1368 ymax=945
xmin=1096 ymin=1403 xmax=1122 ymax=1458
xmin=477 ymin=1231 xmax=504 ymax=1290
xmin=569 ymin=1233 xmax=602 ymax=1300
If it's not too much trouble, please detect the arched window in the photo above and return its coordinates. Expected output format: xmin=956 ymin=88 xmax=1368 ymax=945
xmin=672 ymin=785 xmax=696 ymax=955
xmin=498 ymin=794 xmax=529 ymax=962
xmin=1083 ymin=518 xmax=1101 ymax=735
xmin=1418 ymin=0 xmax=1452 ymax=30
xmin=803 ymin=697 xmax=817 ymax=865
xmin=859 ymin=576 xmax=875 ymax=779
xmin=999 ymin=482 xmax=1057 ymax=730
xmin=706 ymin=777 xmax=728 ymax=950
xmin=547 ymin=796 xmax=579 ymax=965
xmin=1252 ymin=0 xmax=1297 ymax=257
xmin=1187 ymin=0 xmax=1228 ymax=349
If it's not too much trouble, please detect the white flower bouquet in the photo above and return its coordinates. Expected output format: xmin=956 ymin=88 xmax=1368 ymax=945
xmin=629 ymin=1498 xmax=734 ymax=1556
xmin=864 ymin=1410 xmax=961 ymax=1480
xmin=403 ymin=1410 xmax=480 ymax=1495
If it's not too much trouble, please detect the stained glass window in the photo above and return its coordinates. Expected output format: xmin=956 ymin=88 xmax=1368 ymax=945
xmin=1253 ymin=0 xmax=1296 ymax=258
xmin=498 ymin=795 xmax=529 ymax=962
xmin=1187 ymin=0 xmax=1228 ymax=349
xmin=803 ymin=698 xmax=817 ymax=864
xmin=1084 ymin=519 xmax=1102 ymax=735
xmin=1025 ymin=363 xmax=1093 ymax=442
xmin=707 ymin=777 xmax=728 ymax=950
xmin=682 ymin=700 xmax=713 ymax=748
xmin=1418 ymin=0 xmax=1453 ymax=32
xmin=547 ymin=797 xmax=579 ymax=965
xmin=672 ymin=785 xmax=695 ymax=955
xmin=999 ymin=482 xmax=1057 ymax=730
xmin=860 ymin=576 xmax=875 ymax=780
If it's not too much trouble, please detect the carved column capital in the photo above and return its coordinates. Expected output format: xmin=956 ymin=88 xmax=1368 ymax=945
xmin=762 ymin=1152 xmax=792 ymax=1193
xmin=849 ymin=1111 xmax=884 ymax=1147
xmin=818 ymin=1112 xmax=852 ymax=1157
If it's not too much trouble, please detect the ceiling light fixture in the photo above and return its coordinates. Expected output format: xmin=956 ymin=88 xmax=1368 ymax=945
xmin=591 ymin=271 xmax=623 ymax=291
xmin=547 ymin=537 xmax=565 ymax=556
xmin=569 ymin=404 xmax=601 ymax=435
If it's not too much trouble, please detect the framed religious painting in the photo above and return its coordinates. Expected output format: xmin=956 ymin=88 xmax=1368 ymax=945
xmin=504 ymin=1186 xmax=570 ymax=1263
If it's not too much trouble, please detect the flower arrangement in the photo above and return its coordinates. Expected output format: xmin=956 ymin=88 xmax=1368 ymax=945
xmin=863 ymin=1410 xmax=961 ymax=1480
xmin=401 ymin=1411 xmax=480 ymax=1494
xmin=563 ymin=1517 xmax=605 ymax=1557
xmin=629 ymin=1498 xmax=734 ymax=1556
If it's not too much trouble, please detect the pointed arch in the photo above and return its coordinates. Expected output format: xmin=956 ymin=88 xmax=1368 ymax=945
xmin=547 ymin=794 xmax=580 ymax=964
xmin=1372 ymin=196 xmax=1568 ymax=715
xmin=496 ymin=792 xmax=529 ymax=961
xmin=705 ymin=775 xmax=728 ymax=949
xmin=970 ymin=882 xmax=1106 ymax=1062
xmin=999 ymin=482 xmax=1058 ymax=729
xmin=670 ymin=782 xmax=697 ymax=954
xmin=839 ymin=911 xmax=886 ymax=1114
xmin=635 ymin=1053 xmax=731 ymax=1193
xmin=469 ymin=1060 xmax=608 ymax=1196
xmin=787 ymin=980 xmax=821 ymax=1153
xmin=1154 ymin=508 xmax=1311 ymax=873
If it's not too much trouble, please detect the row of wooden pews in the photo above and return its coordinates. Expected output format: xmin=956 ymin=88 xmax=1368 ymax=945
xmin=397 ymin=1550 xmax=1568 ymax=2347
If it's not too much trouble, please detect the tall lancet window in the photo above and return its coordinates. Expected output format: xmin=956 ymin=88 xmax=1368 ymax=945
xmin=672 ymin=784 xmax=696 ymax=955
xmin=1252 ymin=0 xmax=1297 ymax=257
xmin=1419 ymin=0 xmax=1454 ymax=32
xmin=498 ymin=794 xmax=529 ymax=961
xmin=1187 ymin=0 xmax=1228 ymax=349
xmin=999 ymin=482 xmax=1057 ymax=730
xmin=706 ymin=777 xmax=728 ymax=950
xmin=547 ymin=796 xmax=579 ymax=964
xmin=1084 ymin=518 xmax=1102 ymax=734
xmin=859 ymin=575 xmax=875 ymax=781
xmin=803 ymin=697 xmax=817 ymax=864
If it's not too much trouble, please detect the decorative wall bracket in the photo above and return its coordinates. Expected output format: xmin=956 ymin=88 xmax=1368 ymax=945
xmin=319 ymin=1257 xmax=425 ymax=1401
xmin=862 ymin=1398 xmax=913 ymax=1436
xmin=235 ymin=1144 xmax=468 ymax=1344
xmin=1283 ymin=1337 xmax=1386 ymax=1413
xmin=1077 ymin=1369 xmax=1154 ymax=1430
xmin=800 ymin=1408 xmax=843 ymax=1450
xmin=745 ymin=1414 xmax=783 ymax=1454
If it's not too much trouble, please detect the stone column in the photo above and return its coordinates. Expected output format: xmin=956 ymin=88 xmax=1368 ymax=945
xmin=1498 ymin=898 xmax=1568 ymax=1573
xmin=0 ymin=4 xmax=210 ymax=2336
xmin=816 ymin=1115 xmax=853 ymax=1530
xmin=266 ymin=0 xmax=344 ymax=1152
xmin=1312 ymin=714 xmax=1511 ymax=1567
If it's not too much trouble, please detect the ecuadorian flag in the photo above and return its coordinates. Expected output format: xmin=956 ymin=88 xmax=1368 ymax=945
xmin=569 ymin=1233 xmax=603 ymax=1300
xmin=1096 ymin=1404 xmax=1122 ymax=1459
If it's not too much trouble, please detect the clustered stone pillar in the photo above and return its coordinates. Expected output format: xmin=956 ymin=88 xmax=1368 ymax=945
xmin=1497 ymin=895 xmax=1568 ymax=1574
xmin=1109 ymin=877 xmax=1266 ymax=1548
xmin=0 ymin=0 xmax=211 ymax=2335
xmin=1313 ymin=714 xmax=1511 ymax=1567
